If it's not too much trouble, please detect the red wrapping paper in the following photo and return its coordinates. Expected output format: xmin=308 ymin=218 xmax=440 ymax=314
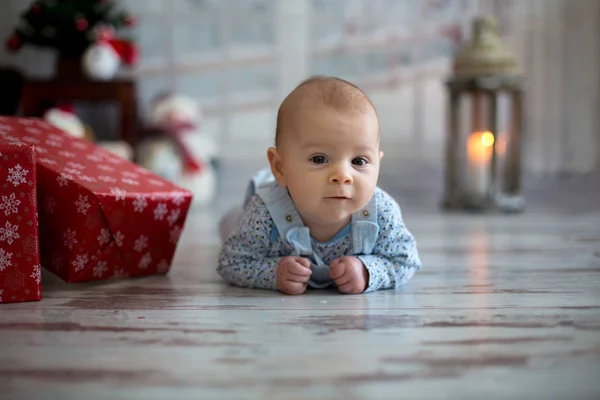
xmin=0 ymin=117 xmax=193 ymax=283
xmin=0 ymin=138 xmax=42 ymax=303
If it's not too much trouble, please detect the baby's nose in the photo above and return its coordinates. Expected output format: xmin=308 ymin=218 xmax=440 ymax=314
xmin=329 ymin=167 xmax=353 ymax=184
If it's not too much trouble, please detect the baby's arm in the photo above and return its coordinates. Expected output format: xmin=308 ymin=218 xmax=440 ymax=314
xmin=217 ymin=196 xmax=281 ymax=290
xmin=357 ymin=190 xmax=422 ymax=292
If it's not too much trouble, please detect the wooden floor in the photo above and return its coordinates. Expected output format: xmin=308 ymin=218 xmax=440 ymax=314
xmin=1 ymin=157 xmax=600 ymax=400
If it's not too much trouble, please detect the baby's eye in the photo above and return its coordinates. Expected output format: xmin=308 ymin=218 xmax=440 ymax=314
xmin=310 ymin=155 xmax=328 ymax=164
xmin=351 ymin=157 xmax=368 ymax=166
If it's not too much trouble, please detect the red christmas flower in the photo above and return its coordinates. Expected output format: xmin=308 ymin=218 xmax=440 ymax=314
xmin=5 ymin=35 xmax=21 ymax=52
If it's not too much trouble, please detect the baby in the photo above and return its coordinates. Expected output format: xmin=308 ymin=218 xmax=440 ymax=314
xmin=217 ymin=76 xmax=422 ymax=295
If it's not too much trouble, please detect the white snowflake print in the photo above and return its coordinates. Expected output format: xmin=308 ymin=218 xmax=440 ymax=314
xmin=75 ymin=194 xmax=91 ymax=215
xmin=63 ymin=167 xmax=81 ymax=176
xmin=58 ymin=150 xmax=76 ymax=158
xmin=170 ymin=225 xmax=182 ymax=244
xmin=0 ymin=193 xmax=20 ymax=216
xmin=30 ymin=264 xmax=41 ymax=284
xmin=111 ymin=187 xmax=127 ymax=201
xmin=47 ymin=133 xmax=63 ymax=142
xmin=0 ymin=289 xmax=3 ymax=303
xmin=134 ymin=235 xmax=148 ymax=252
xmin=52 ymin=252 xmax=64 ymax=271
xmin=167 ymin=208 xmax=181 ymax=226
xmin=114 ymin=231 xmax=125 ymax=247
xmin=122 ymin=171 xmax=139 ymax=179
xmin=66 ymin=161 xmax=85 ymax=170
xmin=154 ymin=203 xmax=168 ymax=221
xmin=98 ymin=164 xmax=115 ymax=172
xmin=72 ymin=253 xmax=88 ymax=272
xmin=99 ymin=176 xmax=116 ymax=183
xmin=72 ymin=142 xmax=88 ymax=150
xmin=46 ymin=140 xmax=62 ymax=148
xmin=22 ymin=136 xmax=40 ymax=144
xmin=7 ymin=164 xmax=28 ymax=187
xmin=172 ymin=192 xmax=188 ymax=206
xmin=35 ymin=147 xmax=48 ymax=154
xmin=39 ymin=157 xmax=57 ymax=165
xmin=57 ymin=173 xmax=72 ymax=187
xmin=139 ymin=252 xmax=152 ymax=269
xmin=79 ymin=175 xmax=96 ymax=183
xmin=45 ymin=197 xmax=56 ymax=214
xmin=0 ymin=221 xmax=19 ymax=245
xmin=93 ymin=261 xmax=108 ymax=278
xmin=148 ymin=179 xmax=165 ymax=187
xmin=0 ymin=248 xmax=12 ymax=271
xmin=25 ymin=127 xmax=41 ymax=135
xmin=86 ymin=154 xmax=102 ymax=162
xmin=133 ymin=195 xmax=147 ymax=212
xmin=97 ymin=229 xmax=110 ymax=246
xmin=157 ymin=259 xmax=170 ymax=273
xmin=121 ymin=178 xmax=139 ymax=186
xmin=63 ymin=228 xmax=77 ymax=249
xmin=112 ymin=268 xmax=128 ymax=279
xmin=107 ymin=156 xmax=122 ymax=165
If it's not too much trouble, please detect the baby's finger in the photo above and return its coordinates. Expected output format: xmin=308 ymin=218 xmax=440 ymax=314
xmin=333 ymin=273 xmax=351 ymax=286
xmin=288 ymin=261 xmax=312 ymax=277
xmin=329 ymin=261 xmax=345 ymax=280
xmin=286 ymin=272 xmax=311 ymax=283
xmin=338 ymin=282 xmax=359 ymax=294
xmin=282 ymin=281 xmax=307 ymax=295
xmin=294 ymin=257 xmax=311 ymax=268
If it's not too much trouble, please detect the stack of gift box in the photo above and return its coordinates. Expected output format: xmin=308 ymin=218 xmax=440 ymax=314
xmin=0 ymin=116 xmax=193 ymax=304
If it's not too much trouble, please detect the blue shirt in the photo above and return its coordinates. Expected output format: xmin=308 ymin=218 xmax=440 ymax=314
xmin=217 ymin=187 xmax=422 ymax=293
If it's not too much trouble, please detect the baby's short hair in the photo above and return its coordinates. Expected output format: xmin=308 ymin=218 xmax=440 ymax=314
xmin=275 ymin=76 xmax=377 ymax=147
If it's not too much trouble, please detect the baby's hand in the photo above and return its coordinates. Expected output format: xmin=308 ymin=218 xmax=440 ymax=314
xmin=329 ymin=256 xmax=369 ymax=294
xmin=276 ymin=256 xmax=312 ymax=295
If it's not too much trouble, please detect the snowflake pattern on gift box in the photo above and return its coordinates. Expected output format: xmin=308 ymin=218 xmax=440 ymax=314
xmin=86 ymin=154 xmax=103 ymax=162
xmin=98 ymin=164 xmax=115 ymax=172
xmin=72 ymin=254 xmax=88 ymax=272
xmin=139 ymin=252 xmax=152 ymax=269
xmin=75 ymin=194 xmax=91 ymax=215
xmin=0 ymin=193 xmax=20 ymax=216
xmin=170 ymin=225 xmax=182 ymax=245
xmin=66 ymin=161 xmax=85 ymax=170
xmin=172 ymin=192 xmax=187 ymax=206
xmin=134 ymin=235 xmax=148 ymax=252
xmin=45 ymin=197 xmax=56 ymax=214
xmin=0 ymin=221 xmax=19 ymax=245
xmin=114 ymin=231 xmax=125 ymax=247
xmin=46 ymin=139 xmax=62 ymax=148
xmin=0 ymin=248 xmax=12 ymax=271
xmin=157 ymin=259 xmax=169 ymax=274
xmin=154 ymin=203 xmax=168 ymax=220
xmin=122 ymin=171 xmax=139 ymax=179
xmin=121 ymin=178 xmax=139 ymax=186
xmin=97 ymin=229 xmax=110 ymax=246
xmin=167 ymin=208 xmax=181 ymax=226
xmin=93 ymin=261 xmax=108 ymax=278
xmin=57 ymin=173 xmax=72 ymax=187
xmin=7 ymin=164 xmax=28 ymax=187
xmin=39 ymin=157 xmax=57 ymax=165
xmin=30 ymin=264 xmax=41 ymax=284
xmin=99 ymin=176 xmax=117 ymax=183
xmin=133 ymin=195 xmax=147 ymax=212
xmin=35 ymin=147 xmax=48 ymax=154
xmin=111 ymin=187 xmax=126 ymax=201
xmin=63 ymin=167 xmax=81 ymax=176
xmin=80 ymin=175 xmax=96 ymax=182
xmin=58 ymin=150 xmax=76 ymax=158
xmin=0 ymin=289 xmax=3 ymax=303
xmin=63 ymin=228 xmax=77 ymax=249
xmin=22 ymin=136 xmax=40 ymax=145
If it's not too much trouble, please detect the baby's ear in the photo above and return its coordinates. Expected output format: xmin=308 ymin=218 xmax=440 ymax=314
xmin=379 ymin=150 xmax=384 ymax=161
xmin=267 ymin=147 xmax=286 ymax=186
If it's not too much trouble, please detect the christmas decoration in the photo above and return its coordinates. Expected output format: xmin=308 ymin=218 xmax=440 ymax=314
xmin=4 ymin=0 xmax=136 ymax=59
xmin=81 ymin=25 xmax=138 ymax=80
xmin=0 ymin=116 xmax=192 ymax=284
xmin=138 ymin=94 xmax=219 ymax=207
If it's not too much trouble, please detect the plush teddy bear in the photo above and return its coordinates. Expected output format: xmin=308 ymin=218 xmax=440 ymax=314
xmin=137 ymin=93 xmax=218 ymax=207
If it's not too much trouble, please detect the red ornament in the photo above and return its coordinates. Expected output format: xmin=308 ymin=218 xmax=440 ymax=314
xmin=5 ymin=35 xmax=21 ymax=52
xmin=124 ymin=15 xmax=136 ymax=27
xmin=75 ymin=18 xmax=88 ymax=31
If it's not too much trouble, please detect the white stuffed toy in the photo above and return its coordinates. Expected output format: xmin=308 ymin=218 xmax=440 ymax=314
xmin=137 ymin=93 xmax=218 ymax=207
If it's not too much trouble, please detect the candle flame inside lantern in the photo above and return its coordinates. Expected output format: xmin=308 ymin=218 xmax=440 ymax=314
xmin=481 ymin=131 xmax=495 ymax=147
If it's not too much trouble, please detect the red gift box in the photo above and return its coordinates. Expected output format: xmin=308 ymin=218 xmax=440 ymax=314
xmin=0 ymin=117 xmax=193 ymax=283
xmin=0 ymin=138 xmax=42 ymax=303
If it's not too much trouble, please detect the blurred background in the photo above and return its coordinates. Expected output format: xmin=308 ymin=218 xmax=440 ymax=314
xmin=1 ymin=0 xmax=598 ymax=214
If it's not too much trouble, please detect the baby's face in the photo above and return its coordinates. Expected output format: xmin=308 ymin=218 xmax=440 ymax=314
xmin=275 ymin=108 xmax=381 ymax=228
